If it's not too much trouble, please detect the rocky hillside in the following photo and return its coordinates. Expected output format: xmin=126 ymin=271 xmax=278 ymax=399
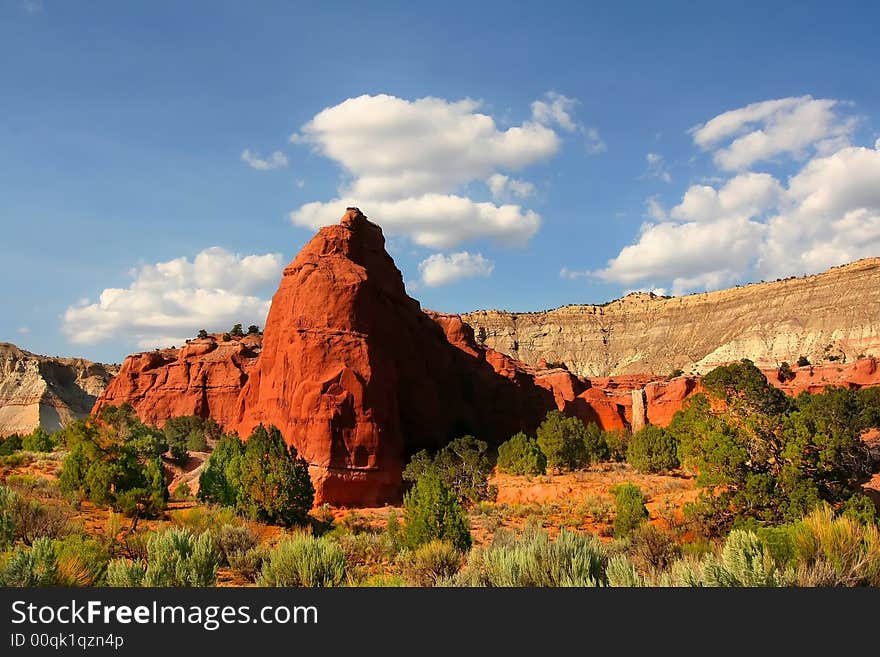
xmin=462 ymin=258 xmax=880 ymax=377
xmin=0 ymin=343 xmax=119 ymax=436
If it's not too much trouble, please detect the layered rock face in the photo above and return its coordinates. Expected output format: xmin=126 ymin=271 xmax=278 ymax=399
xmin=93 ymin=334 xmax=261 ymax=428
xmin=0 ymin=343 xmax=118 ymax=436
xmin=462 ymin=258 xmax=880 ymax=377
xmin=89 ymin=210 xmax=880 ymax=506
xmin=232 ymin=209 xmax=562 ymax=505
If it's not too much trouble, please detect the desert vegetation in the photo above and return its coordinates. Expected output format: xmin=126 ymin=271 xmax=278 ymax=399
xmin=1 ymin=360 xmax=879 ymax=587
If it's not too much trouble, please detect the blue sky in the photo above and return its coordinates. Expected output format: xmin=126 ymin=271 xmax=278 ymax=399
xmin=2 ymin=0 xmax=879 ymax=363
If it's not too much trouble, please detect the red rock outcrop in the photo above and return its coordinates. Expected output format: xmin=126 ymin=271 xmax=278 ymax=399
xmin=231 ymin=209 xmax=560 ymax=505
xmin=90 ymin=208 xmax=880 ymax=506
xmin=766 ymin=358 xmax=880 ymax=396
xmin=93 ymin=334 xmax=261 ymax=428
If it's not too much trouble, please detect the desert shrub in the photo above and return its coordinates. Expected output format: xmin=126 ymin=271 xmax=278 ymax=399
xmin=0 ymin=537 xmax=60 ymax=586
xmin=536 ymin=410 xmax=604 ymax=470
xmin=170 ymin=505 xmax=241 ymax=534
xmin=228 ymin=546 xmax=269 ymax=583
xmin=258 ymin=534 xmax=347 ymax=587
xmin=606 ymin=554 xmax=645 ymax=587
xmin=460 ymin=527 xmax=607 ymax=587
xmin=22 ymin=428 xmax=54 ymax=452
xmin=58 ymin=405 xmax=168 ymax=517
xmin=403 ymin=435 xmax=494 ymax=505
xmin=138 ymin=528 xmax=221 ymax=587
xmin=400 ymin=540 xmax=462 ymax=587
xmin=333 ymin=531 xmax=395 ymax=568
xmin=402 ymin=469 xmax=471 ymax=552
xmin=230 ymin=323 xmax=245 ymax=337
xmin=701 ymin=530 xmax=783 ymax=587
xmin=496 ymin=432 xmax=546 ymax=476
xmin=0 ymin=453 xmax=30 ymax=468
xmin=355 ymin=573 xmax=406 ymax=587
xmin=54 ymin=534 xmax=111 ymax=586
xmin=0 ymin=485 xmax=17 ymax=549
xmin=214 ymin=524 xmax=258 ymax=566
xmin=104 ymin=528 xmax=221 ymax=586
xmin=247 ymin=325 xmax=260 ymax=335
xmin=797 ymin=356 xmax=811 ymax=367
xmin=10 ymin=497 xmax=71 ymax=545
xmin=611 ymin=483 xmax=648 ymax=538
xmin=105 ymin=559 xmax=145 ymax=587
xmin=789 ymin=506 xmax=880 ymax=586
xmin=171 ymin=481 xmax=193 ymax=501
xmin=626 ymin=524 xmax=681 ymax=573
xmin=626 ymin=425 xmax=679 ymax=473
xmin=0 ymin=433 xmax=23 ymax=455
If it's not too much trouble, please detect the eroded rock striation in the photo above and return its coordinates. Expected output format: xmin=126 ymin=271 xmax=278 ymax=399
xmin=92 ymin=334 xmax=261 ymax=429
xmin=463 ymin=259 xmax=880 ymax=377
xmin=0 ymin=343 xmax=118 ymax=436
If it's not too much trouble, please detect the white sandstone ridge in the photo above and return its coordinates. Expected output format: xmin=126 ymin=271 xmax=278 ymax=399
xmin=462 ymin=258 xmax=880 ymax=378
xmin=0 ymin=343 xmax=119 ymax=436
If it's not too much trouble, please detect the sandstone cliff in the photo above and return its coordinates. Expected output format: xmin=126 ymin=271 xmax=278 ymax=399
xmin=0 ymin=343 xmax=118 ymax=436
xmin=92 ymin=334 xmax=261 ymax=429
xmin=462 ymin=258 xmax=880 ymax=377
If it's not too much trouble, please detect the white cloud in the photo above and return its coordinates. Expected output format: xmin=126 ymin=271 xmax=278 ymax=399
xmin=598 ymin=140 xmax=880 ymax=294
xmin=645 ymin=196 xmax=668 ymax=221
xmin=531 ymin=91 xmax=580 ymax=132
xmin=487 ymin=173 xmax=535 ymax=199
xmin=17 ymin=326 xmax=30 ymax=335
xmin=241 ymin=149 xmax=288 ymax=171
xmin=560 ymin=267 xmax=589 ymax=280
xmin=531 ymin=92 xmax=606 ymax=154
xmin=418 ymin=252 xmax=494 ymax=287
xmin=644 ymin=152 xmax=672 ymax=183
xmin=289 ymin=93 xmax=572 ymax=247
xmin=690 ymin=96 xmax=857 ymax=170
xmin=63 ymin=247 xmax=284 ymax=347
xmin=22 ymin=0 xmax=42 ymax=13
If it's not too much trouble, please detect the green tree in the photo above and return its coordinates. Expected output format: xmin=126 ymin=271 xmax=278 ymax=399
xmin=402 ymin=436 xmax=493 ymax=505
xmin=496 ymin=432 xmax=546 ymax=475
xmin=0 ymin=434 xmax=23 ymax=455
xmin=21 ymin=428 xmax=54 ymax=452
xmin=536 ymin=410 xmax=603 ymax=470
xmin=670 ymin=368 xmax=872 ymax=535
xmin=198 ymin=433 xmax=245 ymax=507
xmin=612 ymin=483 xmax=649 ymax=538
xmin=626 ymin=425 xmax=680 ymax=473
xmin=197 ymin=329 xmax=209 ymax=339
xmin=247 ymin=325 xmax=260 ymax=335
xmin=402 ymin=469 xmax=471 ymax=552
xmin=796 ymin=356 xmax=811 ymax=367
xmin=237 ymin=425 xmax=314 ymax=527
xmin=164 ymin=416 xmax=220 ymax=463
xmin=230 ymin=323 xmax=244 ymax=337
xmin=58 ymin=405 xmax=168 ymax=517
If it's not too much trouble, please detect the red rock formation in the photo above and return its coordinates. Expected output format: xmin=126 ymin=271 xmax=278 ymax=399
xmin=91 ymin=208 xmax=880 ymax=506
xmin=93 ymin=335 xmax=261 ymax=428
xmin=766 ymin=358 xmax=880 ymax=395
xmin=232 ymin=209 xmax=559 ymax=505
